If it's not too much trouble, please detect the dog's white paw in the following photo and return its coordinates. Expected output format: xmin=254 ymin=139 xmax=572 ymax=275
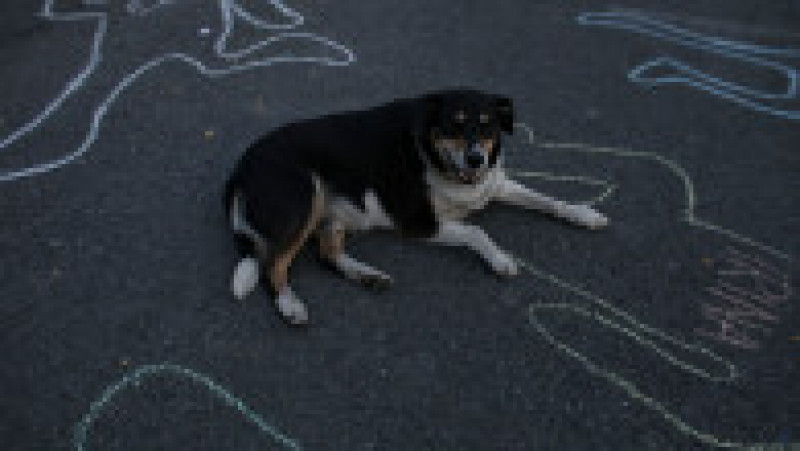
xmin=488 ymin=250 xmax=519 ymax=277
xmin=275 ymin=288 xmax=309 ymax=326
xmin=231 ymin=257 xmax=259 ymax=300
xmin=335 ymin=254 xmax=393 ymax=290
xmin=564 ymin=204 xmax=609 ymax=229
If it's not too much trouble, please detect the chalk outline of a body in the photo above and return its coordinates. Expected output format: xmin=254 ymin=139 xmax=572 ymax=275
xmin=0 ymin=0 xmax=355 ymax=182
xmin=75 ymin=123 xmax=790 ymax=450
xmin=577 ymin=9 xmax=800 ymax=120
xmin=512 ymin=122 xmax=790 ymax=449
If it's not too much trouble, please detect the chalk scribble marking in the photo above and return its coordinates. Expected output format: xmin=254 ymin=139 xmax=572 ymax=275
xmin=576 ymin=10 xmax=800 ymax=120
xmin=73 ymin=363 xmax=301 ymax=451
xmin=0 ymin=0 xmax=355 ymax=182
xmin=696 ymin=246 xmax=792 ymax=350
xmin=512 ymin=122 xmax=791 ymax=448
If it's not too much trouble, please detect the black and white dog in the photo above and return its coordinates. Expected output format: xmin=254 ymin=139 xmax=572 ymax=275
xmin=224 ymin=89 xmax=608 ymax=325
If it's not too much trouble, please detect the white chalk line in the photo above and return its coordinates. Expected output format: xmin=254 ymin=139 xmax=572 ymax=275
xmin=0 ymin=0 xmax=355 ymax=182
xmin=511 ymin=121 xmax=791 ymax=448
xmin=508 ymin=170 xmax=617 ymax=206
xmin=516 ymin=123 xmax=788 ymax=261
xmin=126 ymin=0 xmax=176 ymax=17
xmin=72 ymin=363 xmax=301 ymax=450
xmin=0 ymin=1 xmax=105 ymax=154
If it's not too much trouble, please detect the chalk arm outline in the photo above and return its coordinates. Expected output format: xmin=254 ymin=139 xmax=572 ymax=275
xmin=512 ymin=122 xmax=790 ymax=448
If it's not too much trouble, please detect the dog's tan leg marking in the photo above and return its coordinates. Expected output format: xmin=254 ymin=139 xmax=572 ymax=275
xmin=268 ymin=177 xmax=325 ymax=324
xmin=317 ymin=223 xmax=393 ymax=291
xmin=481 ymin=137 xmax=497 ymax=157
xmin=318 ymin=225 xmax=346 ymax=263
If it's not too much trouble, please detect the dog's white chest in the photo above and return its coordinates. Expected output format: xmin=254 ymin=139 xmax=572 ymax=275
xmin=428 ymin=167 xmax=504 ymax=220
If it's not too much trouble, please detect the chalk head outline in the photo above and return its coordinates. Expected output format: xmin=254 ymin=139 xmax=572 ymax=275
xmin=0 ymin=0 xmax=356 ymax=182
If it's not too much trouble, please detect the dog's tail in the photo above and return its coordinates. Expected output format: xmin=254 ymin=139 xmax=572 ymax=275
xmin=225 ymin=174 xmax=264 ymax=300
xmin=231 ymin=256 xmax=260 ymax=300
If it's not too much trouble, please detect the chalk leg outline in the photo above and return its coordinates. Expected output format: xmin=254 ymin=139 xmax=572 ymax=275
xmin=576 ymin=10 xmax=800 ymax=120
xmin=511 ymin=122 xmax=791 ymax=448
xmin=73 ymin=363 xmax=301 ymax=451
xmin=0 ymin=0 xmax=356 ymax=182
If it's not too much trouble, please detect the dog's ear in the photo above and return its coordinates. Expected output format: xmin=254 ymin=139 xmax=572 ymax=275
xmin=495 ymin=95 xmax=514 ymax=134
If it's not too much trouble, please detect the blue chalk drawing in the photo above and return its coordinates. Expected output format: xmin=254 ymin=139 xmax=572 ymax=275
xmin=0 ymin=0 xmax=355 ymax=182
xmin=576 ymin=10 xmax=800 ymax=120
xmin=73 ymin=363 xmax=301 ymax=450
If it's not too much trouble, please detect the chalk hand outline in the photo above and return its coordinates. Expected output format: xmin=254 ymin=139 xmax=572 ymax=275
xmin=0 ymin=0 xmax=355 ymax=182
xmin=577 ymin=10 xmax=800 ymax=120
xmin=511 ymin=123 xmax=791 ymax=449
xmin=73 ymin=363 xmax=301 ymax=450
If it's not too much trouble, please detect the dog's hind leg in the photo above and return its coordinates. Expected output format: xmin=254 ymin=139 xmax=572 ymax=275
xmin=229 ymin=164 xmax=325 ymax=325
xmin=263 ymin=175 xmax=326 ymax=326
xmin=318 ymin=222 xmax=393 ymax=291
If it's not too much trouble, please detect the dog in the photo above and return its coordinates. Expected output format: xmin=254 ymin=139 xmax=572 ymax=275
xmin=224 ymin=88 xmax=609 ymax=325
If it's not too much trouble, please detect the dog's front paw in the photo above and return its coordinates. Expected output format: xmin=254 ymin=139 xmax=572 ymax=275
xmin=564 ymin=204 xmax=609 ymax=229
xmin=488 ymin=250 xmax=519 ymax=277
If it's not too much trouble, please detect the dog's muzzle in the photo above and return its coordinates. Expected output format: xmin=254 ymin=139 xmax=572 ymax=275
xmin=438 ymin=142 xmax=489 ymax=184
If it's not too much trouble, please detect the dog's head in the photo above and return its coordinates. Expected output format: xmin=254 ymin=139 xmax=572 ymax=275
xmin=419 ymin=89 xmax=513 ymax=184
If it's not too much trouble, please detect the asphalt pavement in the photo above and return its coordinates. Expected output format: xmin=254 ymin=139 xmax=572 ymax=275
xmin=1 ymin=0 xmax=798 ymax=449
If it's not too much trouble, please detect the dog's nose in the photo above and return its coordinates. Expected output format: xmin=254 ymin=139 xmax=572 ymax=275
xmin=465 ymin=147 xmax=485 ymax=169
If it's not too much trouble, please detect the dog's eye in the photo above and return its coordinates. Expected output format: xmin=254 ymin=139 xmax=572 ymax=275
xmin=454 ymin=111 xmax=466 ymax=123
